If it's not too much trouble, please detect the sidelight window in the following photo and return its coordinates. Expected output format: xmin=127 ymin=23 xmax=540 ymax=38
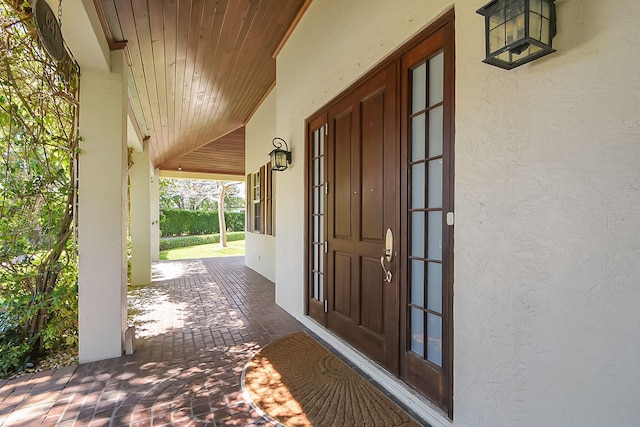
xmin=310 ymin=125 xmax=326 ymax=303
xmin=408 ymin=51 xmax=445 ymax=367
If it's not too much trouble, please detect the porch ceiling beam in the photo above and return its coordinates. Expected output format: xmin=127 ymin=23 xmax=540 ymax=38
xmin=61 ymin=0 xmax=111 ymax=71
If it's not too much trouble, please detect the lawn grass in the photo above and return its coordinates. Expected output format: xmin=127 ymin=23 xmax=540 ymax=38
xmin=159 ymin=239 xmax=245 ymax=260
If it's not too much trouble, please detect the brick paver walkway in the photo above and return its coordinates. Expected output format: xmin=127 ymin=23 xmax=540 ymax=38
xmin=0 ymin=257 xmax=304 ymax=426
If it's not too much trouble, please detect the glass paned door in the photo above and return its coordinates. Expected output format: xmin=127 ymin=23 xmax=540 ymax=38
xmin=307 ymin=115 xmax=328 ymax=326
xmin=408 ymin=52 xmax=445 ymax=366
xmin=311 ymin=126 xmax=326 ymax=303
xmin=400 ymin=15 xmax=454 ymax=416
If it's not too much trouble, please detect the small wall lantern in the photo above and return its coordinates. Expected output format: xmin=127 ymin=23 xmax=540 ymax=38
xmin=269 ymin=137 xmax=292 ymax=171
xmin=477 ymin=0 xmax=556 ymax=70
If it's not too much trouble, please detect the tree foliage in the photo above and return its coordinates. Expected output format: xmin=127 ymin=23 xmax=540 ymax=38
xmin=159 ymin=178 xmax=244 ymax=246
xmin=0 ymin=0 xmax=79 ymax=376
xmin=159 ymin=178 xmax=244 ymax=211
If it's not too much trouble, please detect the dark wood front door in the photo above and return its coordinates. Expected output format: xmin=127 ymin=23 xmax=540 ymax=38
xmin=325 ymin=63 xmax=400 ymax=374
xmin=399 ymin=20 xmax=454 ymax=416
xmin=305 ymin=10 xmax=454 ymax=417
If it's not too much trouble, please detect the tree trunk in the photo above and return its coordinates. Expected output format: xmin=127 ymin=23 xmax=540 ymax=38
xmin=218 ymin=184 xmax=228 ymax=248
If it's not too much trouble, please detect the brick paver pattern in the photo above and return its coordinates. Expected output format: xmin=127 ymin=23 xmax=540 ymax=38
xmin=0 ymin=257 xmax=304 ymax=426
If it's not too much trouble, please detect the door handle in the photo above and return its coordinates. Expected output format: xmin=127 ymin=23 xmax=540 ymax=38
xmin=385 ymin=228 xmax=393 ymax=262
xmin=380 ymin=256 xmax=392 ymax=283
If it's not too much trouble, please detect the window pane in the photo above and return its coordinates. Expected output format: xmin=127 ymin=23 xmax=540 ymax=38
xmin=313 ymin=216 xmax=319 ymax=241
xmin=411 ymin=308 xmax=425 ymax=357
xmin=313 ymin=272 xmax=318 ymax=299
xmin=313 ymin=129 xmax=319 ymax=157
xmin=254 ymin=172 xmax=260 ymax=199
xmin=412 ymin=114 xmax=426 ymax=161
xmin=428 ymin=106 xmax=443 ymax=157
xmin=427 ymin=263 xmax=442 ymax=313
xmin=319 ymin=127 xmax=325 ymax=155
xmin=411 ymin=260 xmax=425 ymax=307
xmin=412 ymin=63 xmax=426 ymax=113
xmin=319 ymin=239 xmax=324 ymax=272
xmin=313 ymin=158 xmax=320 ymax=185
xmin=428 ymin=52 xmax=444 ymax=107
xmin=427 ymin=313 xmax=442 ymax=366
xmin=313 ymin=244 xmax=318 ymax=270
xmin=427 ymin=159 xmax=442 ymax=208
xmin=411 ymin=162 xmax=425 ymax=209
xmin=411 ymin=212 xmax=425 ymax=258
xmin=427 ymin=211 xmax=442 ymax=261
xmin=313 ymin=187 xmax=319 ymax=214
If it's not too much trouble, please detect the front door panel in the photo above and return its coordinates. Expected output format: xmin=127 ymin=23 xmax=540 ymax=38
xmin=326 ymin=64 xmax=399 ymax=374
xmin=305 ymin=10 xmax=454 ymax=416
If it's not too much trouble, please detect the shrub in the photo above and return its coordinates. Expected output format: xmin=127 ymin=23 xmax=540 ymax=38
xmin=160 ymin=209 xmax=245 ymax=236
xmin=159 ymin=232 xmax=245 ymax=251
xmin=0 ymin=297 xmax=32 ymax=376
xmin=0 ymin=253 xmax=77 ymax=377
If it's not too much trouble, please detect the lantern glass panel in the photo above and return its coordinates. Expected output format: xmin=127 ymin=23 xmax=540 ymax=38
xmin=511 ymin=44 xmax=543 ymax=64
xmin=505 ymin=0 xmax=525 ymax=20
xmin=541 ymin=16 xmax=551 ymax=44
xmin=489 ymin=11 xmax=503 ymax=31
xmin=505 ymin=14 xmax=525 ymax=45
xmin=542 ymin=0 xmax=551 ymax=17
xmin=489 ymin=24 xmax=506 ymax=55
xmin=270 ymin=150 xmax=287 ymax=170
xmin=497 ymin=51 xmax=510 ymax=63
xmin=530 ymin=11 xmax=542 ymax=42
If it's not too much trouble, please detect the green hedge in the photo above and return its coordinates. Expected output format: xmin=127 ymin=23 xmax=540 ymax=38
xmin=160 ymin=209 xmax=245 ymax=237
xmin=160 ymin=231 xmax=245 ymax=251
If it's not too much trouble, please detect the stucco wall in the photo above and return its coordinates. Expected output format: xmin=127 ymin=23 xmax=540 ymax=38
xmin=274 ymin=0 xmax=640 ymax=426
xmin=245 ymin=89 xmax=277 ymax=282
xmin=454 ymin=1 xmax=640 ymax=426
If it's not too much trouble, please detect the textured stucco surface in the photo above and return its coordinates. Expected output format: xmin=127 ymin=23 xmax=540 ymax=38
xmin=245 ymin=89 xmax=277 ymax=282
xmin=454 ymin=1 xmax=640 ymax=426
xmin=273 ymin=0 xmax=640 ymax=425
xmin=77 ymin=50 xmax=129 ymax=363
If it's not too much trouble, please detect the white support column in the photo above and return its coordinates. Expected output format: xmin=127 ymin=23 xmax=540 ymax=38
xmin=150 ymin=168 xmax=160 ymax=262
xmin=130 ymin=142 xmax=152 ymax=285
xmin=78 ymin=50 xmax=128 ymax=363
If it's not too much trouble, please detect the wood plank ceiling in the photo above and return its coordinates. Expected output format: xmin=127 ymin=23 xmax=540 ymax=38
xmin=94 ymin=0 xmax=309 ymax=176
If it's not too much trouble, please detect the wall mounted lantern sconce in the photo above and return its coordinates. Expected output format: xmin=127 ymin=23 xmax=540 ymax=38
xmin=477 ymin=0 xmax=556 ymax=70
xmin=269 ymin=137 xmax=292 ymax=171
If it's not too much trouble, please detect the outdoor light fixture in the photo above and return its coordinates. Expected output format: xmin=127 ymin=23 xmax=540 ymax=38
xmin=269 ymin=137 xmax=292 ymax=171
xmin=477 ymin=0 xmax=556 ymax=70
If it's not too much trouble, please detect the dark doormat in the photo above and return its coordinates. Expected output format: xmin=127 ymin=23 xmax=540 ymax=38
xmin=242 ymin=331 xmax=421 ymax=426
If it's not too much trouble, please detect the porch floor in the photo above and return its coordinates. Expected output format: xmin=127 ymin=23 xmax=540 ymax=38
xmin=0 ymin=256 xmax=304 ymax=426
